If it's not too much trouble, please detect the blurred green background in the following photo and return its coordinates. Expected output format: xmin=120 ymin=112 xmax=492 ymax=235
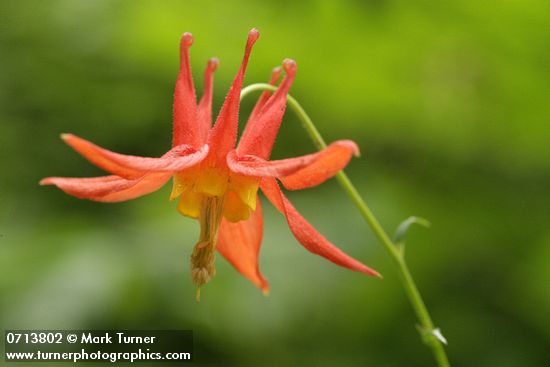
xmin=1 ymin=0 xmax=549 ymax=366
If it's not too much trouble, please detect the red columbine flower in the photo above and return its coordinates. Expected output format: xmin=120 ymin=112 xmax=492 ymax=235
xmin=41 ymin=29 xmax=380 ymax=296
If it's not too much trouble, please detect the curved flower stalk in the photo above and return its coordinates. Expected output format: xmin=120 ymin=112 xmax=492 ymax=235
xmin=41 ymin=29 xmax=380 ymax=300
xmin=240 ymin=84 xmax=451 ymax=367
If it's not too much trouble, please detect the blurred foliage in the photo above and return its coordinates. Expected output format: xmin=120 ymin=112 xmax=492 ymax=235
xmin=1 ymin=0 xmax=549 ymax=366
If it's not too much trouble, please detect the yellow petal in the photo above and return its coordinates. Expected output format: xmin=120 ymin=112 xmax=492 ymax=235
xmin=195 ymin=167 xmax=228 ymax=197
xmin=170 ymin=174 xmax=186 ymax=201
xmin=177 ymin=189 xmax=202 ymax=218
xmin=223 ymin=191 xmax=251 ymax=223
xmin=170 ymin=169 xmax=199 ymax=201
xmin=229 ymin=174 xmax=260 ymax=210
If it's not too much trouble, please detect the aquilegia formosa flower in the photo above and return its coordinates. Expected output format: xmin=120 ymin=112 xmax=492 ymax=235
xmin=41 ymin=29 xmax=380 ymax=297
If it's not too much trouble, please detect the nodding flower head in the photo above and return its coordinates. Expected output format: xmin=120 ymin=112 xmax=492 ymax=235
xmin=41 ymin=29 xmax=379 ymax=301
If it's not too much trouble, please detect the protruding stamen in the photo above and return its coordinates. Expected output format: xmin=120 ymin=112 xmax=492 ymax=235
xmin=191 ymin=239 xmax=217 ymax=288
xmin=190 ymin=196 xmax=225 ymax=292
xmin=173 ymin=32 xmax=198 ymax=147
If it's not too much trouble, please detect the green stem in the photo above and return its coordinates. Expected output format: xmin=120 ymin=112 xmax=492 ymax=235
xmin=241 ymin=83 xmax=451 ymax=367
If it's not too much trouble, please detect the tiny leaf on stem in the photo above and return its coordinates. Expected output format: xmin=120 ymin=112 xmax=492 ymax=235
xmin=417 ymin=325 xmax=448 ymax=345
xmin=394 ymin=216 xmax=431 ymax=248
